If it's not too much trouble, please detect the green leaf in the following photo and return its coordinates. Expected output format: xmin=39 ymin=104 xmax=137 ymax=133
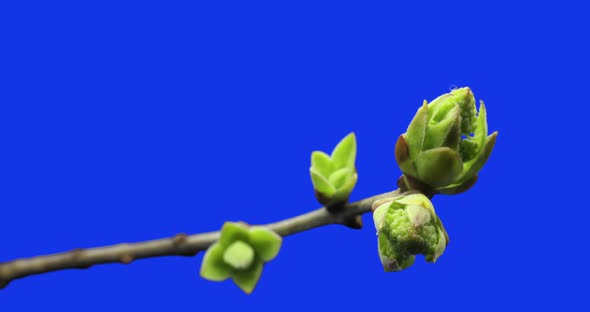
xmin=396 ymin=193 xmax=434 ymax=214
xmin=423 ymin=105 xmax=461 ymax=151
xmin=331 ymin=132 xmax=356 ymax=170
xmin=332 ymin=172 xmax=357 ymax=201
xmin=405 ymin=204 xmax=431 ymax=227
xmin=442 ymin=118 xmax=462 ymax=152
xmin=395 ymin=135 xmax=416 ymax=177
xmin=311 ymin=151 xmax=333 ymax=177
xmin=200 ymin=243 xmax=232 ymax=281
xmin=405 ymin=101 xmax=428 ymax=158
xmin=310 ymin=167 xmax=336 ymax=197
xmin=459 ymin=100 xmax=488 ymax=162
xmin=414 ymin=147 xmax=463 ymax=189
xmin=219 ymin=222 xmax=250 ymax=248
xmin=249 ymin=227 xmax=282 ymax=262
xmin=427 ymin=92 xmax=452 ymax=121
xmin=328 ymin=167 xmax=353 ymax=189
xmin=459 ymin=137 xmax=479 ymax=162
xmin=436 ymin=175 xmax=478 ymax=195
xmin=429 ymin=228 xmax=447 ymax=263
xmin=223 ymin=241 xmax=255 ymax=270
xmin=371 ymin=196 xmax=397 ymax=212
xmin=372 ymin=203 xmax=389 ymax=232
xmin=232 ymin=261 xmax=263 ymax=294
xmin=474 ymin=100 xmax=488 ymax=146
xmin=457 ymin=132 xmax=497 ymax=185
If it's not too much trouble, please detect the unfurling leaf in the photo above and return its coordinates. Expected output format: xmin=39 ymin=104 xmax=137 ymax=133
xmin=331 ymin=132 xmax=356 ymax=170
xmin=309 ymin=132 xmax=358 ymax=207
xmin=396 ymin=87 xmax=497 ymax=194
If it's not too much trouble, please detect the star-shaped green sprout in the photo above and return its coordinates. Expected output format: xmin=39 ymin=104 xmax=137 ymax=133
xmin=200 ymin=222 xmax=282 ymax=294
xmin=310 ymin=132 xmax=358 ymax=207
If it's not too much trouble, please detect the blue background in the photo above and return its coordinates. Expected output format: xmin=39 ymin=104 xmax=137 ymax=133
xmin=1 ymin=1 xmax=589 ymax=311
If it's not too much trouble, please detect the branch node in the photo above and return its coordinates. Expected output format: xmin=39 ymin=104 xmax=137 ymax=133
xmin=120 ymin=253 xmax=134 ymax=264
xmin=340 ymin=215 xmax=363 ymax=229
xmin=71 ymin=248 xmax=84 ymax=259
xmin=172 ymin=233 xmax=188 ymax=245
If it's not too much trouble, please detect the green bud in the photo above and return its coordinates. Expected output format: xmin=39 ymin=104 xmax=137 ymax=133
xmin=200 ymin=222 xmax=282 ymax=294
xmin=310 ymin=132 xmax=358 ymax=207
xmin=223 ymin=241 xmax=255 ymax=270
xmin=395 ymin=87 xmax=498 ymax=194
xmin=372 ymin=193 xmax=447 ymax=271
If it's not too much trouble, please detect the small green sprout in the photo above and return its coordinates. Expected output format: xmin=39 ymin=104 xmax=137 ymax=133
xmin=200 ymin=222 xmax=282 ymax=294
xmin=310 ymin=132 xmax=358 ymax=207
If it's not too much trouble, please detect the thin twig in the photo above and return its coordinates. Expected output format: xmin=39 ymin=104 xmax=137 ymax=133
xmin=0 ymin=190 xmax=400 ymax=289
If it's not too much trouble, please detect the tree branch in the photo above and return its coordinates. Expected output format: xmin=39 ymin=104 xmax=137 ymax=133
xmin=0 ymin=190 xmax=400 ymax=289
